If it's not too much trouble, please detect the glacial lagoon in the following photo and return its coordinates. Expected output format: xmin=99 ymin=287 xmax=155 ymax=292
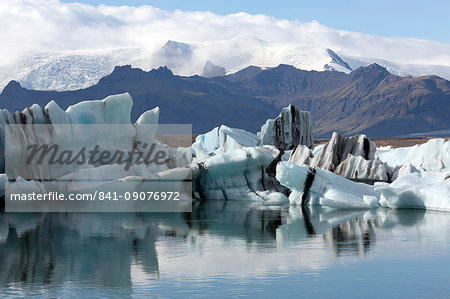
xmin=1 ymin=202 xmax=449 ymax=298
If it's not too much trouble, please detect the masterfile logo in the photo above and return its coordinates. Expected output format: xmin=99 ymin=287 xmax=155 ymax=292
xmin=26 ymin=141 xmax=172 ymax=171
xmin=4 ymin=124 xmax=192 ymax=212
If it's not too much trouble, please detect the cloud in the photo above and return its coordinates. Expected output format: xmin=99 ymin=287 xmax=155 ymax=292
xmin=0 ymin=0 xmax=449 ymax=67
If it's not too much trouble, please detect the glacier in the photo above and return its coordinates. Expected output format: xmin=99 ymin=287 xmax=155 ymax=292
xmin=0 ymin=39 xmax=355 ymax=92
xmin=2 ymin=37 xmax=450 ymax=92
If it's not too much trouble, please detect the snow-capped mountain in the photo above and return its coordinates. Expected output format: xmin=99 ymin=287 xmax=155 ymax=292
xmin=342 ymin=55 xmax=450 ymax=82
xmin=1 ymin=36 xmax=450 ymax=91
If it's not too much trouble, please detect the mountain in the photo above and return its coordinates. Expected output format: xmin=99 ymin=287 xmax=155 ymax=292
xmin=0 ymin=66 xmax=279 ymax=133
xmin=0 ymin=64 xmax=449 ymax=138
xmin=234 ymin=64 xmax=450 ymax=137
xmin=0 ymin=37 xmax=354 ymax=91
xmin=3 ymin=36 xmax=450 ymax=92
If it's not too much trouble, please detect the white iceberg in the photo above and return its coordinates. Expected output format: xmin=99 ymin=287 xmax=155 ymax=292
xmin=376 ymin=171 xmax=450 ymax=212
xmin=193 ymin=104 xmax=314 ymax=161
xmin=192 ymin=125 xmax=260 ymax=161
xmin=192 ymin=146 xmax=288 ymax=202
xmin=276 ymin=161 xmax=380 ymax=209
xmin=377 ymin=138 xmax=450 ymax=172
xmin=2 ymin=92 xmax=448 ymax=212
xmin=1 ymin=93 xmax=194 ymax=212
xmin=2 ymin=93 xmax=192 ymax=180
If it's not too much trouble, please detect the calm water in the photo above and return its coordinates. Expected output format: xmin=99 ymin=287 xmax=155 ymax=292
xmin=0 ymin=202 xmax=449 ymax=298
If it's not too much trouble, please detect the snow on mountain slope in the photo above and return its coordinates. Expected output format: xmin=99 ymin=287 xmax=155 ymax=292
xmin=1 ymin=1 xmax=449 ymax=91
xmin=0 ymin=48 xmax=156 ymax=91
xmin=342 ymin=55 xmax=450 ymax=81
xmin=1 ymin=36 xmax=449 ymax=92
xmin=0 ymin=36 xmax=353 ymax=91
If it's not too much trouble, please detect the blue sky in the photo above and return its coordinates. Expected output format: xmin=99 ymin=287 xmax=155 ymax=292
xmin=61 ymin=0 xmax=450 ymax=43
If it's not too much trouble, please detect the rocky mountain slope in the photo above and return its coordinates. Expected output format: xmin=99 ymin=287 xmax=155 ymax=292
xmin=0 ymin=64 xmax=448 ymax=137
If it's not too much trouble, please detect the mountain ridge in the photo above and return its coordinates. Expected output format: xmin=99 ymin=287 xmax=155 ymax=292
xmin=0 ymin=63 xmax=449 ymax=138
xmin=2 ymin=36 xmax=450 ymax=92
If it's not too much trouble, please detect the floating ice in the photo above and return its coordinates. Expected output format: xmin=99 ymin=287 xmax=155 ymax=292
xmin=289 ymin=132 xmax=391 ymax=181
xmin=391 ymin=163 xmax=419 ymax=181
xmin=258 ymin=104 xmax=314 ymax=150
xmin=193 ymin=104 xmax=314 ymax=160
xmin=377 ymin=138 xmax=450 ymax=172
xmin=334 ymin=155 xmax=392 ymax=182
xmin=276 ymin=161 xmax=380 ymax=209
xmin=2 ymin=93 xmax=192 ymax=179
xmin=192 ymin=125 xmax=260 ymax=161
xmin=0 ymin=93 xmax=194 ymax=211
xmin=2 ymin=93 xmax=448 ymax=211
xmin=376 ymin=171 xmax=450 ymax=212
xmin=192 ymin=146 xmax=288 ymax=202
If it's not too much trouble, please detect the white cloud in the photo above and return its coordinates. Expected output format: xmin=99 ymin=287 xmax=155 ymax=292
xmin=0 ymin=0 xmax=449 ymax=68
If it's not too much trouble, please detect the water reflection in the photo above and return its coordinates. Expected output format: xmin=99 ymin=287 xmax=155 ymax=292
xmin=0 ymin=213 xmax=160 ymax=288
xmin=0 ymin=203 xmax=448 ymax=291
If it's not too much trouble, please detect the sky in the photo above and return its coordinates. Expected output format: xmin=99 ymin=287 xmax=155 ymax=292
xmin=60 ymin=0 xmax=450 ymax=43
xmin=0 ymin=0 xmax=449 ymax=69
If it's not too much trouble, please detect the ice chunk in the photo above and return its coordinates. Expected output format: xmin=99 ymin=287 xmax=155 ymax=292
xmin=276 ymin=161 xmax=380 ymax=209
xmin=311 ymin=132 xmax=376 ymax=170
xmin=67 ymin=93 xmax=133 ymax=124
xmin=391 ymin=163 xmax=419 ymax=181
xmin=45 ymin=100 xmax=69 ymax=124
xmin=192 ymin=125 xmax=260 ymax=160
xmin=2 ymin=93 xmax=193 ymax=180
xmin=334 ymin=155 xmax=392 ymax=181
xmin=135 ymin=107 xmax=160 ymax=142
xmin=192 ymin=146 xmax=288 ymax=203
xmin=377 ymin=138 xmax=450 ymax=172
xmin=289 ymin=132 xmax=390 ymax=181
xmin=312 ymin=144 xmax=325 ymax=156
xmin=281 ymin=150 xmax=292 ymax=161
xmin=258 ymin=104 xmax=314 ymax=150
xmin=376 ymin=171 xmax=450 ymax=212
xmin=289 ymin=144 xmax=314 ymax=165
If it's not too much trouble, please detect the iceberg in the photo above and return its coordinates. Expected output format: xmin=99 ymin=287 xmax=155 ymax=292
xmin=390 ymin=163 xmax=419 ymax=181
xmin=376 ymin=171 xmax=450 ymax=212
xmin=1 ymin=93 xmax=194 ymax=211
xmin=193 ymin=104 xmax=314 ymax=161
xmin=377 ymin=138 xmax=450 ymax=172
xmin=1 ymin=93 xmax=191 ymax=176
xmin=258 ymin=104 xmax=314 ymax=150
xmin=1 ymin=92 xmax=448 ymax=212
xmin=191 ymin=123 xmax=291 ymax=202
xmin=192 ymin=145 xmax=288 ymax=203
xmin=311 ymin=132 xmax=376 ymax=168
xmin=334 ymin=155 xmax=392 ymax=182
xmin=289 ymin=132 xmax=392 ymax=181
xmin=192 ymin=125 xmax=260 ymax=161
xmin=276 ymin=161 xmax=380 ymax=209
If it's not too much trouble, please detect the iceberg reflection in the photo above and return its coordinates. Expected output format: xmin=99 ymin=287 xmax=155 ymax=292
xmin=0 ymin=204 xmax=448 ymax=289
